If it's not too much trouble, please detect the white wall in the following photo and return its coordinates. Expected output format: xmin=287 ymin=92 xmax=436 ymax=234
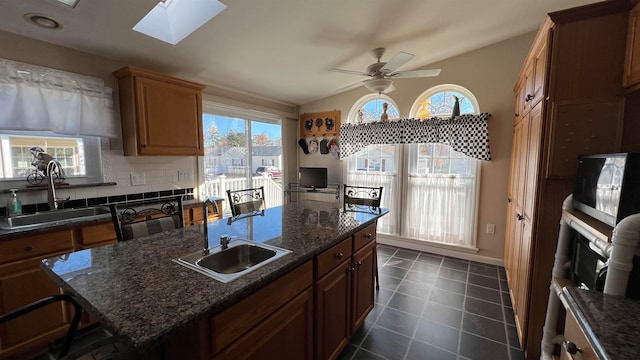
xmin=298 ymin=32 xmax=537 ymax=262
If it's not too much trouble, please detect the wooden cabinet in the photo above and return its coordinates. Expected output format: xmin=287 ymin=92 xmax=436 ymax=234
xmin=561 ymin=304 xmax=597 ymax=360
xmin=624 ymin=1 xmax=640 ymax=89
xmin=209 ymin=261 xmax=313 ymax=359
xmin=213 ymin=288 xmax=313 ymax=360
xmin=77 ymin=222 xmax=118 ymax=249
xmin=184 ymin=200 xmax=223 ymax=227
xmin=504 ymin=3 xmax=627 ymax=358
xmin=113 ymin=66 xmax=205 ymax=156
xmin=315 ymin=224 xmax=377 ymax=360
xmin=0 ymin=230 xmax=74 ymax=359
xmin=316 ymin=253 xmax=352 ymax=360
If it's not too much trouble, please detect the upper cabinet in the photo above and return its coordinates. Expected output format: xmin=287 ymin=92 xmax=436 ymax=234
xmin=624 ymin=1 xmax=640 ymax=90
xmin=113 ymin=66 xmax=205 ymax=156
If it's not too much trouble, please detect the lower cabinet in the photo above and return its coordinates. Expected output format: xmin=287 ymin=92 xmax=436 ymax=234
xmin=561 ymin=305 xmax=597 ymax=360
xmin=0 ymin=230 xmax=75 ymax=359
xmin=212 ymin=287 xmax=313 ymax=360
xmin=316 ymin=228 xmax=377 ymax=360
xmin=185 ymin=200 xmax=222 ymax=226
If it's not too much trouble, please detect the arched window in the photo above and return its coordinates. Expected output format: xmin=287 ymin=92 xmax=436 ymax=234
xmin=404 ymin=84 xmax=480 ymax=248
xmin=409 ymin=84 xmax=479 ymax=118
xmin=345 ymin=94 xmax=401 ymax=234
xmin=348 ymin=94 xmax=400 ymax=123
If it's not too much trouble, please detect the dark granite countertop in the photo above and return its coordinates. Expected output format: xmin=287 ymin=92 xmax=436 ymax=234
xmin=0 ymin=197 xmax=224 ymax=239
xmin=562 ymin=286 xmax=640 ymax=360
xmin=41 ymin=201 xmax=387 ymax=351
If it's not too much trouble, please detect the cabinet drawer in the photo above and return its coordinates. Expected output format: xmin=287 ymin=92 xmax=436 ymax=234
xmin=562 ymin=307 xmax=597 ymax=360
xmin=0 ymin=230 xmax=73 ymax=264
xmin=353 ymin=222 xmax=377 ymax=252
xmin=211 ymin=261 xmax=312 ymax=354
xmin=80 ymin=222 xmax=117 ymax=245
xmin=316 ymin=238 xmax=352 ymax=279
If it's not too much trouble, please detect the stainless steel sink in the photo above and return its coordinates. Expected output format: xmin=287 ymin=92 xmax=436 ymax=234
xmin=0 ymin=206 xmax=111 ymax=230
xmin=174 ymin=239 xmax=291 ymax=283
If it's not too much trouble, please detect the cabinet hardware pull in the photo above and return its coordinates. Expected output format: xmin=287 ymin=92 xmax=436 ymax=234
xmin=366 ymin=233 xmax=372 ymax=239
xmin=355 ymin=261 xmax=362 ymax=267
xmin=336 ymin=253 xmax=344 ymax=259
xmin=507 ymin=197 xmax=512 ymax=203
xmin=525 ymin=94 xmax=534 ymax=102
xmin=564 ymin=341 xmax=581 ymax=355
xmin=348 ymin=267 xmax=355 ymax=272
xmin=25 ymin=245 xmax=34 ymax=251
xmin=516 ymin=214 xmax=524 ymax=221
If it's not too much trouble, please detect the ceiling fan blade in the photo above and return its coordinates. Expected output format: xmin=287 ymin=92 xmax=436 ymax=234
xmin=334 ymin=79 xmax=366 ymax=93
xmin=381 ymin=51 xmax=414 ymax=73
xmin=390 ymin=69 xmax=441 ymax=78
xmin=330 ymin=68 xmax=369 ymax=76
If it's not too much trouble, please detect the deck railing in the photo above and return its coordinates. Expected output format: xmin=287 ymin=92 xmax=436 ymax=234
xmin=199 ymin=175 xmax=283 ymax=216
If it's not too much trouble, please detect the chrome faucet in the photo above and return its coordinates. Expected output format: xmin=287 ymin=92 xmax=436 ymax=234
xmin=202 ymin=199 xmax=220 ymax=256
xmin=46 ymin=160 xmax=69 ymax=210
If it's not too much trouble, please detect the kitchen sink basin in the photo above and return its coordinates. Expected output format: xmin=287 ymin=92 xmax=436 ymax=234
xmin=0 ymin=206 xmax=111 ymax=230
xmin=174 ymin=239 xmax=291 ymax=283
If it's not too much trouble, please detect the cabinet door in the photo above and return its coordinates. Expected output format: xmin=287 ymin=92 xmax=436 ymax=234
xmin=352 ymin=241 xmax=376 ymax=331
xmin=531 ymin=42 xmax=548 ymax=106
xmin=315 ymin=260 xmax=352 ymax=360
xmin=0 ymin=258 xmax=68 ymax=357
xmin=79 ymin=222 xmax=117 ymax=249
xmin=213 ymin=287 xmax=313 ymax=360
xmin=624 ymin=2 xmax=640 ymax=88
xmin=134 ymin=76 xmax=204 ymax=156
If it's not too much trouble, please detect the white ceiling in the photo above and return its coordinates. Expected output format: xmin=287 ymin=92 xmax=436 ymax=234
xmin=0 ymin=0 xmax=600 ymax=106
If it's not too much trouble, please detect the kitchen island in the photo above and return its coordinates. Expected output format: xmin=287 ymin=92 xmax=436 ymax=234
xmin=41 ymin=201 xmax=387 ymax=359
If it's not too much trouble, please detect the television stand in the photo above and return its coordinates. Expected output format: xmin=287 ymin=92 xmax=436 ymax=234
xmin=285 ymin=183 xmax=340 ymax=202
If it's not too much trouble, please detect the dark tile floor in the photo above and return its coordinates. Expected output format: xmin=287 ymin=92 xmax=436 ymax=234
xmin=338 ymin=244 xmax=525 ymax=360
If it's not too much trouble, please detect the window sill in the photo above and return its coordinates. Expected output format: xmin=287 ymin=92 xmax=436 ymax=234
xmin=2 ymin=182 xmax=117 ymax=194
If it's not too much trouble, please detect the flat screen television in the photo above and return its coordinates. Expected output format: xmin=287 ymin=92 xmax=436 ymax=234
xmin=299 ymin=167 xmax=328 ymax=191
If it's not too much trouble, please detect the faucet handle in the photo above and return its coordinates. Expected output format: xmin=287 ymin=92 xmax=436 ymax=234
xmin=220 ymin=235 xmax=231 ymax=249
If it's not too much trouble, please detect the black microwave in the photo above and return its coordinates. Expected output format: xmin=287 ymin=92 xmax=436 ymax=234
xmin=572 ymin=153 xmax=640 ymax=227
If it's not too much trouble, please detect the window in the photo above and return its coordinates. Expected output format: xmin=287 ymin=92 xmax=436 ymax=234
xmin=345 ymin=85 xmax=481 ymax=249
xmin=0 ymin=131 xmax=102 ymax=185
xmin=345 ymin=94 xmax=400 ymax=234
xmin=200 ymin=103 xmax=284 ymax=216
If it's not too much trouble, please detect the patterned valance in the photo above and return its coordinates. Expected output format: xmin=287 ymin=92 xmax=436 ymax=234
xmin=339 ymin=113 xmax=491 ymax=161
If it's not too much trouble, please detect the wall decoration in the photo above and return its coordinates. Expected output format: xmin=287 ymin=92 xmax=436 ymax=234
xmin=300 ymin=110 xmax=340 ymax=137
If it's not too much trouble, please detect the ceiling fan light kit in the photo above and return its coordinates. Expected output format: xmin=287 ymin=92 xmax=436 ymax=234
xmin=364 ymin=78 xmax=393 ymax=94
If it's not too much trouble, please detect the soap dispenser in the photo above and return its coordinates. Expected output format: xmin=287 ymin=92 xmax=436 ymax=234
xmin=6 ymin=189 xmax=22 ymax=217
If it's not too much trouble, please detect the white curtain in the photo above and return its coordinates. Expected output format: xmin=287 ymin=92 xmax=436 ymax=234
xmin=403 ymin=174 xmax=477 ymax=246
xmin=346 ymin=168 xmax=398 ymax=235
xmin=0 ymin=58 xmax=118 ymax=138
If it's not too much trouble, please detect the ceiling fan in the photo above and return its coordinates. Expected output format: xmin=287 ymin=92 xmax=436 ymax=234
xmin=331 ymin=47 xmax=441 ymax=94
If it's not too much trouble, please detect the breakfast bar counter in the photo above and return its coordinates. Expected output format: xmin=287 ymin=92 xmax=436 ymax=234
xmin=41 ymin=201 xmax=387 ymax=355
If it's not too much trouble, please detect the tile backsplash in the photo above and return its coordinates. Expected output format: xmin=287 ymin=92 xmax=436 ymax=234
xmin=0 ymin=188 xmax=194 ymax=217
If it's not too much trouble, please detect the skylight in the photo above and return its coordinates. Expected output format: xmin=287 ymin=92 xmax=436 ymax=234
xmin=133 ymin=0 xmax=226 ymax=45
xmin=56 ymin=0 xmax=79 ymax=8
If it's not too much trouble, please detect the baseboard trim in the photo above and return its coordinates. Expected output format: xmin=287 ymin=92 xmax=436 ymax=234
xmin=377 ymin=234 xmax=504 ymax=266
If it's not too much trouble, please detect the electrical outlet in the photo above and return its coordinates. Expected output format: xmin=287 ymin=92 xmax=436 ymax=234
xmin=178 ymin=171 xmax=192 ymax=181
xmin=130 ymin=173 xmax=146 ymax=186
xmin=486 ymin=223 xmax=496 ymax=235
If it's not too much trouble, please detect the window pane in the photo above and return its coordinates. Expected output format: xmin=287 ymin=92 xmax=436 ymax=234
xmin=359 ymin=99 xmax=399 ymax=122
xmin=201 ymin=113 xmax=283 ymax=216
xmin=2 ymin=135 xmax=85 ymax=179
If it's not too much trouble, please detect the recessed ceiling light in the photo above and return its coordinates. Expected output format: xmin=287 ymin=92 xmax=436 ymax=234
xmin=24 ymin=13 xmax=63 ymax=29
xmin=55 ymin=0 xmax=79 ymax=8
